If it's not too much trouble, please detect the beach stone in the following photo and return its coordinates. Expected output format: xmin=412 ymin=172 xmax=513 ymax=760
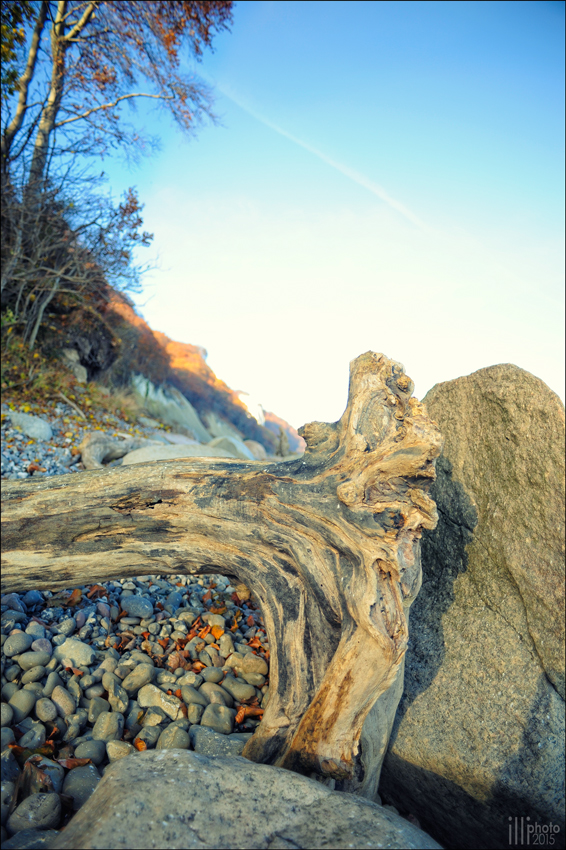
xmin=15 ymin=652 xmax=51 ymax=672
xmin=242 ymin=672 xmax=265 ymax=687
xmin=9 ymin=412 xmax=53 ymax=442
xmin=106 ymin=740 xmax=135 ymax=762
xmin=74 ymin=739 xmax=106 ymax=766
xmin=120 ymin=595 xmax=153 ymax=619
xmin=176 ymin=671 xmax=203 ymax=688
xmin=34 ymin=698 xmax=57 ymax=723
xmin=141 ymin=706 xmax=169 ymax=727
xmin=137 ymin=685 xmax=182 ymax=721
xmin=120 ymin=664 xmax=154 ymax=695
xmin=62 ymin=763 xmax=100 ymax=810
xmin=201 ymin=613 xmax=226 ymax=628
xmin=179 ymin=685 xmax=209 ymax=708
xmin=2 ymin=827 xmax=60 ymax=848
xmin=7 ymin=792 xmax=61 ymax=834
xmin=25 ymin=622 xmax=45 ymax=639
xmin=42 ymin=672 xmax=63 ymax=698
xmin=91 ymin=711 xmax=124 ymax=742
xmin=200 ymin=667 xmax=224 ymax=684
xmin=1 ymin=704 xmax=14 ymax=727
xmin=1 ymin=729 xmax=15 ymax=751
xmin=50 ymin=686 xmax=76 ymax=718
xmin=134 ymin=727 xmax=161 ymax=749
xmin=218 ymin=634 xmax=235 ymax=658
xmin=156 ymin=725 xmax=190 ymax=750
xmin=200 ymin=703 xmax=233 ymax=735
xmin=240 ymin=653 xmax=268 ymax=676
xmin=380 ymin=364 xmax=566 ymax=850
xmin=3 ymin=634 xmax=33 ymax=657
xmin=102 ymin=677 xmax=128 ymax=713
xmin=1 ymin=779 xmax=15 ymax=825
xmin=87 ymin=697 xmax=110 ymax=725
xmin=30 ymin=639 xmax=52 ymax=655
xmin=199 ymin=682 xmax=234 ymax=707
xmin=53 ymin=639 xmax=95 ymax=668
xmin=186 ymin=704 xmax=203 ymax=725
xmin=219 ymin=676 xmax=254 ymax=703
xmin=49 ymin=750 xmax=441 ymax=850
xmin=20 ymin=666 xmax=46 ymax=685
xmin=189 ymin=726 xmax=247 ymax=757
xmin=176 ymin=610 xmax=198 ymax=625
xmin=18 ymin=723 xmax=46 ymax=749
xmin=8 ymin=691 xmax=37 ymax=724
xmin=23 ymin=591 xmax=44 ymax=608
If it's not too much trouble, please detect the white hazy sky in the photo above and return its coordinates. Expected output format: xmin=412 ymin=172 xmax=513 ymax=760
xmin=101 ymin=0 xmax=565 ymax=429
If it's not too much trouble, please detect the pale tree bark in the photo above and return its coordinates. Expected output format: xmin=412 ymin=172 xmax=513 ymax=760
xmin=28 ymin=1 xmax=99 ymax=191
xmin=1 ymin=1 xmax=49 ymax=171
xmin=1 ymin=352 xmax=442 ymax=795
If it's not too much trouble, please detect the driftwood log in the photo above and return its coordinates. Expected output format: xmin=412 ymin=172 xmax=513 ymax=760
xmin=1 ymin=352 xmax=442 ymax=797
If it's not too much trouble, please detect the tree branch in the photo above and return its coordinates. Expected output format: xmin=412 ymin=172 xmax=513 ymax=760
xmin=54 ymin=92 xmax=175 ymax=128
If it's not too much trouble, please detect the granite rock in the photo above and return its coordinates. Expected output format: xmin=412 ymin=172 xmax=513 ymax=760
xmin=50 ymin=750 xmax=441 ymax=849
xmin=380 ymin=364 xmax=566 ymax=850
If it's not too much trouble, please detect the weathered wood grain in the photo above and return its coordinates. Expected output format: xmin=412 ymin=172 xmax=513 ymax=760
xmin=1 ymin=352 xmax=442 ymax=795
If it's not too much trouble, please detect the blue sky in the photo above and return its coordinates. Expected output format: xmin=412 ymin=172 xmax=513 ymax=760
xmin=101 ymin=0 xmax=564 ymax=428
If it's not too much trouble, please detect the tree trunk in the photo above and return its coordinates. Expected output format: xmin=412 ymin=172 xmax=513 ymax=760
xmin=1 ymin=352 xmax=442 ymax=795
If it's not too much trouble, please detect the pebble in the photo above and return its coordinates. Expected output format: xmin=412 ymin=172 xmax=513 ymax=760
xmin=200 ymin=703 xmax=234 ymax=735
xmin=7 ymin=792 xmax=61 ymax=833
xmin=3 ymin=633 xmax=33 ymax=657
xmin=62 ymin=763 xmax=101 ymax=810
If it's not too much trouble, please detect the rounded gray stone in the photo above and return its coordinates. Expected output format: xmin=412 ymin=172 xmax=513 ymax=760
xmin=20 ymin=666 xmax=46 ymax=685
xmin=92 ymin=711 xmax=124 ymax=742
xmin=120 ymin=595 xmax=153 ymax=619
xmin=62 ymin=763 xmax=100 ymax=811
xmin=1 ymin=728 xmax=15 ymax=751
xmin=74 ymin=739 xmax=107 ymax=766
xmin=121 ymin=664 xmax=154 ymax=696
xmin=30 ymin=639 xmax=52 ymax=655
xmin=8 ymin=690 xmax=37 ymax=724
xmin=106 ymin=740 xmax=135 ymax=762
xmin=156 ymin=726 xmax=190 ymax=750
xmin=199 ymin=682 xmax=234 ymax=707
xmin=18 ymin=723 xmax=46 ymax=749
xmin=3 ymin=633 xmax=33 ymax=658
xmin=1 ymin=704 xmax=14 ymax=727
xmin=7 ymin=792 xmax=61 ymax=834
xmin=50 ymin=686 xmax=76 ymax=718
xmin=200 ymin=703 xmax=234 ymax=735
xmin=187 ymin=703 xmax=203 ymax=725
xmin=9 ymin=412 xmax=53 ymax=442
xmin=15 ymin=651 xmax=51 ymax=671
xmin=219 ymin=675 xmax=255 ymax=703
xmin=200 ymin=667 xmax=225 ymax=684
xmin=53 ymin=639 xmax=96 ymax=668
xmin=179 ymin=685 xmax=209 ymax=708
xmin=34 ymin=698 xmax=57 ymax=723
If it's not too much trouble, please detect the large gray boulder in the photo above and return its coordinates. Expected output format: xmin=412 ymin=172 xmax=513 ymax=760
xmin=380 ymin=364 xmax=565 ymax=850
xmin=131 ymin=374 xmax=211 ymax=443
xmin=51 ymin=750 xmax=440 ymax=849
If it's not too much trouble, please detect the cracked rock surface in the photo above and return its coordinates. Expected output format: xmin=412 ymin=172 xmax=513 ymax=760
xmin=380 ymin=363 xmax=565 ymax=850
